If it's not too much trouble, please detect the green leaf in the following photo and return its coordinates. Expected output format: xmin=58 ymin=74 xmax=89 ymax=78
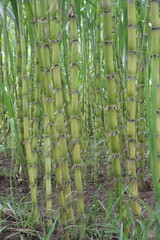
xmin=0 ymin=80 xmax=24 ymax=163
xmin=9 ymin=0 xmax=19 ymax=27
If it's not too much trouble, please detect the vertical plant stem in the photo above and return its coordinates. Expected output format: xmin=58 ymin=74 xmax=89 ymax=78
xmin=150 ymin=0 xmax=160 ymax=205
xmin=69 ymin=1 xmax=85 ymax=219
xmin=127 ymin=0 xmax=141 ymax=216
xmin=17 ymin=0 xmax=38 ymax=221
xmin=137 ymin=0 xmax=150 ymax=186
xmin=94 ymin=0 xmax=102 ymax=183
xmin=50 ymin=0 xmax=74 ymax=225
xmin=102 ymin=0 xmax=122 ymax=179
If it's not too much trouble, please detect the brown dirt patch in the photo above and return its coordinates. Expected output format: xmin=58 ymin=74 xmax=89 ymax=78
xmin=0 ymin=152 xmax=157 ymax=240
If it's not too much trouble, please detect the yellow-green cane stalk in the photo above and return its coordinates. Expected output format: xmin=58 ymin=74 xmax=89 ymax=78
xmin=112 ymin=1 xmax=126 ymax=156
xmin=126 ymin=0 xmax=141 ymax=216
xmin=43 ymin=101 xmax=52 ymax=227
xmin=62 ymin=0 xmax=70 ymax=92
xmin=31 ymin=63 xmax=41 ymax=182
xmin=61 ymin=11 xmax=71 ymax=161
xmin=94 ymin=0 xmax=102 ymax=183
xmin=17 ymin=0 xmax=38 ymax=221
xmin=50 ymin=0 xmax=70 ymax=225
xmin=36 ymin=1 xmax=65 ymax=227
xmin=34 ymin=1 xmax=53 ymax=226
xmin=78 ymin=21 xmax=90 ymax=180
xmin=27 ymin=45 xmax=35 ymax=122
xmin=150 ymin=0 xmax=160 ymax=205
xmin=69 ymin=1 xmax=85 ymax=219
xmin=82 ymin=24 xmax=90 ymax=166
xmin=137 ymin=0 xmax=150 ymax=184
xmin=102 ymin=0 xmax=122 ymax=179
xmin=36 ymin=0 xmax=71 ymax=227
xmin=50 ymin=0 xmax=74 ymax=223
xmin=82 ymin=19 xmax=94 ymax=142
xmin=2 ymin=13 xmax=10 ymax=154
xmin=16 ymin=32 xmax=23 ymax=144
xmin=42 ymin=48 xmax=53 ymax=227
xmin=0 ymin=25 xmax=3 ymax=108
xmin=27 ymin=0 xmax=42 ymax=184
xmin=0 ymin=26 xmax=5 ymax=145
xmin=14 ymin=31 xmax=24 ymax=175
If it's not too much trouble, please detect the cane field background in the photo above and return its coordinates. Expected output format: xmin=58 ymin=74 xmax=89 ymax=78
xmin=0 ymin=0 xmax=160 ymax=239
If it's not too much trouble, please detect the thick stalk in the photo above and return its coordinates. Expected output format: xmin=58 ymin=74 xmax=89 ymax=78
xmin=69 ymin=1 xmax=85 ymax=219
xmin=102 ymin=0 xmax=122 ymax=179
xmin=150 ymin=0 xmax=160 ymax=203
xmin=35 ymin=1 xmax=53 ymax=226
xmin=50 ymin=0 xmax=74 ymax=224
xmin=126 ymin=0 xmax=141 ymax=216
xmin=27 ymin=0 xmax=42 ymax=185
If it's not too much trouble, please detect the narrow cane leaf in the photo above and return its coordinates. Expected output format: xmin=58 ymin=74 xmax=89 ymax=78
xmin=0 ymin=80 xmax=24 ymax=162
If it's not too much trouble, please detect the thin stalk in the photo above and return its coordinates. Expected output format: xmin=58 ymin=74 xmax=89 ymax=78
xmin=94 ymin=0 xmax=102 ymax=183
xmin=17 ymin=0 xmax=38 ymax=221
xmin=137 ymin=0 xmax=150 ymax=186
xmin=15 ymin=31 xmax=23 ymax=174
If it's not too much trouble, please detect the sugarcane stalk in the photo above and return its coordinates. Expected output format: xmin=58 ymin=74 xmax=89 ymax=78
xmin=126 ymin=0 xmax=141 ymax=216
xmin=50 ymin=0 xmax=74 ymax=223
xmin=94 ymin=0 xmax=102 ymax=183
xmin=69 ymin=1 xmax=85 ymax=220
xmin=137 ymin=0 xmax=150 ymax=187
xmin=150 ymin=0 xmax=160 ymax=202
xmin=102 ymin=0 xmax=122 ymax=179
xmin=17 ymin=0 xmax=38 ymax=221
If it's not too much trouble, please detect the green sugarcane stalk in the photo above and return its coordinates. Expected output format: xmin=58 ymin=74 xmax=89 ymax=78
xmin=35 ymin=0 xmax=72 ymax=227
xmin=49 ymin=0 xmax=75 ymax=227
xmin=61 ymin=4 xmax=71 ymax=156
xmin=102 ymin=0 xmax=122 ymax=179
xmin=126 ymin=0 xmax=141 ymax=216
xmin=14 ymin=31 xmax=23 ymax=175
xmin=16 ymin=32 xmax=23 ymax=144
xmin=83 ymin=29 xmax=93 ymax=141
xmin=43 ymin=102 xmax=52 ymax=227
xmin=2 ymin=12 xmax=10 ymax=154
xmin=150 ymin=0 xmax=160 ymax=203
xmin=137 ymin=0 xmax=150 ymax=186
xmin=0 ymin=26 xmax=5 ymax=145
xmin=50 ymin=0 xmax=74 ymax=223
xmin=35 ymin=1 xmax=53 ymax=226
xmin=94 ymin=0 xmax=102 ymax=183
xmin=26 ymin=0 xmax=42 ymax=185
xmin=116 ymin=3 xmax=128 ymax=153
xmin=28 ymin=45 xmax=35 ymax=122
xmin=80 ymin=19 xmax=90 ymax=180
xmin=111 ymin=0 xmax=125 ymax=176
xmin=17 ymin=0 xmax=38 ymax=221
xmin=62 ymin=1 xmax=70 ymax=92
xmin=35 ymin=1 xmax=57 ymax=227
xmin=83 ymin=25 xmax=90 ymax=147
xmin=31 ymin=62 xmax=41 ymax=182
xmin=69 ymin=0 xmax=85 ymax=219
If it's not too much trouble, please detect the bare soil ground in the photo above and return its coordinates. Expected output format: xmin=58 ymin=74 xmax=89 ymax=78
xmin=0 ymin=151 xmax=156 ymax=239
